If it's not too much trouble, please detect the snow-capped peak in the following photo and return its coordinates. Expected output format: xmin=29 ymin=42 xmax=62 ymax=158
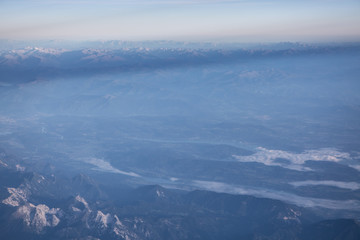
xmin=16 ymin=164 xmax=25 ymax=172
xmin=14 ymin=203 xmax=61 ymax=233
xmin=156 ymin=189 xmax=165 ymax=198
xmin=0 ymin=159 xmax=8 ymax=167
xmin=113 ymin=215 xmax=138 ymax=240
xmin=75 ymin=195 xmax=90 ymax=209
xmin=95 ymin=210 xmax=112 ymax=228
xmin=2 ymin=187 xmax=29 ymax=207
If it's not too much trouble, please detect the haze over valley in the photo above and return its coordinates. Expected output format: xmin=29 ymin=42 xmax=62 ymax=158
xmin=0 ymin=42 xmax=359 ymax=240
xmin=1 ymin=1 xmax=360 ymax=239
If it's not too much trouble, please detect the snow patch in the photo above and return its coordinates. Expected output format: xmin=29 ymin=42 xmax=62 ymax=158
xmin=75 ymin=195 xmax=90 ymax=210
xmin=2 ymin=187 xmax=29 ymax=207
xmin=279 ymin=208 xmax=301 ymax=222
xmin=16 ymin=164 xmax=25 ymax=172
xmin=52 ymin=214 xmax=60 ymax=226
xmin=38 ymin=175 xmax=45 ymax=183
xmin=290 ymin=180 xmax=360 ymax=190
xmin=156 ymin=189 xmax=165 ymax=198
xmin=95 ymin=210 xmax=111 ymax=228
xmin=72 ymin=206 xmax=81 ymax=212
xmin=0 ymin=159 xmax=8 ymax=167
xmin=14 ymin=203 xmax=61 ymax=233
xmin=113 ymin=215 xmax=137 ymax=240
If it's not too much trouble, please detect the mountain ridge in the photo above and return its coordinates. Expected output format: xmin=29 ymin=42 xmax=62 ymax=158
xmin=1 ymin=160 xmax=359 ymax=240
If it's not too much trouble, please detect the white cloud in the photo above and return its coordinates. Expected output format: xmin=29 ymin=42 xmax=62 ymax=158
xmin=85 ymin=158 xmax=140 ymax=177
xmin=290 ymin=180 xmax=360 ymax=191
xmin=0 ymin=116 xmax=16 ymax=124
xmin=238 ymin=70 xmax=260 ymax=79
xmin=350 ymin=165 xmax=360 ymax=171
xmin=233 ymin=147 xmax=352 ymax=171
xmin=192 ymin=180 xmax=360 ymax=210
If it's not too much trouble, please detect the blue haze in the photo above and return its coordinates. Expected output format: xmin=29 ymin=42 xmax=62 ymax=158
xmin=0 ymin=42 xmax=359 ymax=214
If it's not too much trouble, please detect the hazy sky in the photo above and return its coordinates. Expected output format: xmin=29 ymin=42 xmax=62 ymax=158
xmin=0 ymin=0 xmax=359 ymax=42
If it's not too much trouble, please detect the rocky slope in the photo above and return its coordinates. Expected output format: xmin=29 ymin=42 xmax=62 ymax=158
xmin=1 ymin=156 xmax=360 ymax=240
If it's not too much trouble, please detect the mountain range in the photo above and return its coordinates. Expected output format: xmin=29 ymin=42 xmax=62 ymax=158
xmin=1 ymin=155 xmax=360 ymax=240
xmin=1 ymin=42 xmax=360 ymax=239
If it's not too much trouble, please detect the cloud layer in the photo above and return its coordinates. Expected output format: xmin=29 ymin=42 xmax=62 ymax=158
xmin=290 ymin=180 xmax=360 ymax=190
xmin=192 ymin=180 xmax=360 ymax=210
xmin=85 ymin=158 xmax=140 ymax=177
xmin=233 ymin=147 xmax=352 ymax=171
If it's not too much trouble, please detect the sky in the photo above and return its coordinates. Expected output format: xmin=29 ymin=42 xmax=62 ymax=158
xmin=0 ymin=0 xmax=360 ymax=42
